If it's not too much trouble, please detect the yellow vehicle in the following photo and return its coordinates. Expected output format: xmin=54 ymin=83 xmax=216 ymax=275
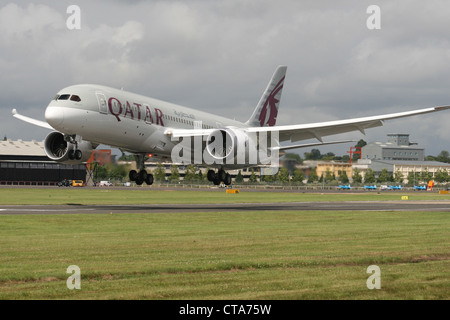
xmin=72 ymin=180 xmax=85 ymax=187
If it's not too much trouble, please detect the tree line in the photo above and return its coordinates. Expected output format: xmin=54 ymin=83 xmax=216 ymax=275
xmin=93 ymin=147 xmax=450 ymax=184
xmin=94 ymin=162 xmax=449 ymax=185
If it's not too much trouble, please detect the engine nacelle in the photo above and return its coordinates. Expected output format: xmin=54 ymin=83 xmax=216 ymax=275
xmin=44 ymin=131 xmax=93 ymax=164
xmin=205 ymin=128 xmax=252 ymax=164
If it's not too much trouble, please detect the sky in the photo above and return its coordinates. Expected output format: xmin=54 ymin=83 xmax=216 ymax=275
xmin=1 ymin=0 xmax=450 ymax=157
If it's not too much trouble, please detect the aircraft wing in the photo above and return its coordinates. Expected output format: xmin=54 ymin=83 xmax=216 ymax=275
xmin=12 ymin=109 xmax=54 ymax=130
xmin=165 ymin=106 xmax=449 ymax=150
xmin=247 ymin=106 xmax=450 ymax=143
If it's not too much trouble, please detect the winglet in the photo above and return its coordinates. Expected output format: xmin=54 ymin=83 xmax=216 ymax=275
xmin=12 ymin=109 xmax=53 ymax=130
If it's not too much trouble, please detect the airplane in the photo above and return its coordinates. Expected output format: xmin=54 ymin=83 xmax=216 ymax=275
xmin=11 ymin=65 xmax=450 ymax=186
xmin=338 ymin=184 xmax=351 ymax=190
xmin=364 ymin=185 xmax=377 ymax=190
xmin=413 ymin=185 xmax=426 ymax=191
xmin=389 ymin=185 xmax=403 ymax=190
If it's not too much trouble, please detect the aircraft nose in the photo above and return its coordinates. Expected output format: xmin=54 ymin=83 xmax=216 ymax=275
xmin=45 ymin=106 xmax=64 ymax=127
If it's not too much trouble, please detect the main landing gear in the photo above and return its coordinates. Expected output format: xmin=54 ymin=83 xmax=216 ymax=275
xmin=129 ymin=169 xmax=154 ymax=185
xmin=207 ymin=169 xmax=232 ymax=186
xmin=129 ymin=154 xmax=154 ymax=185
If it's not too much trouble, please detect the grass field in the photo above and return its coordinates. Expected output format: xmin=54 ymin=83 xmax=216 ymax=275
xmin=0 ymin=188 xmax=449 ymax=300
xmin=0 ymin=187 xmax=448 ymax=205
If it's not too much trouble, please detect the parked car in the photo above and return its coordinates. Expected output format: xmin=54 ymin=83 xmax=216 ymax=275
xmin=99 ymin=181 xmax=113 ymax=186
xmin=72 ymin=180 xmax=85 ymax=187
xmin=58 ymin=179 xmax=72 ymax=187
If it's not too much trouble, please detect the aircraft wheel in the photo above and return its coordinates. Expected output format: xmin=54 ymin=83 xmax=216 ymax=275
xmin=224 ymin=173 xmax=232 ymax=186
xmin=145 ymin=174 xmax=154 ymax=185
xmin=207 ymin=170 xmax=216 ymax=182
xmin=213 ymin=176 xmax=220 ymax=185
xmin=129 ymin=170 xmax=138 ymax=181
xmin=218 ymin=170 xmax=226 ymax=182
xmin=75 ymin=150 xmax=82 ymax=160
xmin=138 ymin=170 xmax=148 ymax=181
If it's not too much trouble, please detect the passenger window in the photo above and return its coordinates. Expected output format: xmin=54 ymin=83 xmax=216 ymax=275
xmin=70 ymin=95 xmax=81 ymax=102
xmin=58 ymin=94 xmax=70 ymax=100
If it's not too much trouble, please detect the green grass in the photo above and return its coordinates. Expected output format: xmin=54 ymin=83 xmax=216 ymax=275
xmin=1 ymin=209 xmax=449 ymax=299
xmin=0 ymin=187 xmax=448 ymax=205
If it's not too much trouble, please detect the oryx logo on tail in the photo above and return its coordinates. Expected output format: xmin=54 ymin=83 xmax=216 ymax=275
xmin=258 ymin=75 xmax=284 ymax=126
xmin=246 ymin=65 xmax=287 ymax=127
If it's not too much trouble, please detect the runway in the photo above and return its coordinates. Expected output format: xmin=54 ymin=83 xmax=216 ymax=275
xmin=0 ymin=200 xmax=449 ymax=214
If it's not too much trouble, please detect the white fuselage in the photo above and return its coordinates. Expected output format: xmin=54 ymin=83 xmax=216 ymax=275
xmin=45 ymin=84 xmax=246 ymax=158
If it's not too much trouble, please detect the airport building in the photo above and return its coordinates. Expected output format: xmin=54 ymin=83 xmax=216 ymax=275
xmin=0 ymin=139 xmax=86 ymax=185
xmin=316 ymin=161 xmax=352 ymax=180
xmin=355 ymin=133 xmax=450 ymax=182
xmin=353 ymin=159 xmax=450 ymax=183
xmin=361 ymin=134 xmax=424 ymax=161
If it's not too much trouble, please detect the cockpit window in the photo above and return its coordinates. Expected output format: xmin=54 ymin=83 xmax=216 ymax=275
xmin=54 ymin=94 xmax=81 ymax=102
xmin=58 ymin=94 xmax=70 ymax=100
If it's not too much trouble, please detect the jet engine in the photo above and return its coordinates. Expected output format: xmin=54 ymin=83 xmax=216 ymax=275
xmin=44 ymin=131 xmax=93 ymax=164
xmin=205 ymin=128 xmax=252 ymax=164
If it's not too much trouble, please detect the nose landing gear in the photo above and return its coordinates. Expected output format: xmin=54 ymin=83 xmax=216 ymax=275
xmin=68 ymin=149 xmax=83 ymax=160
xmin=64 ymin=135 xmax=83 ymax=160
